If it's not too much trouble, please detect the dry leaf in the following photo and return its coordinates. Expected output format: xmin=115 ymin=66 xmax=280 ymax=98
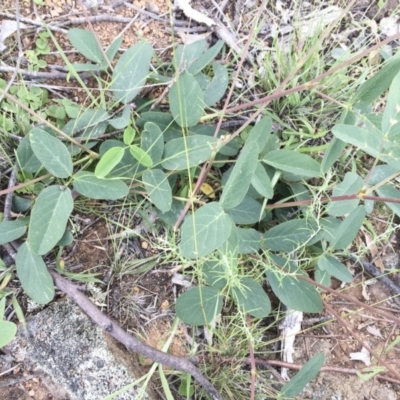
xmin=177 ymin=31 xmax=211 ymax=45
xmin=350 ymin=346 xmax=371 ymax=366
xmin=279 ymin=310 xmax=303 ymax=380
xmin=200 ymin=183 xmax=215 ymax=199
xmin=175 ymin=0 xmax=215 ymax=27
xmin=0 ymin=20 xmax=27 ymax=52
xmin=380 ymin=17 xmax=400 ymax=37
xmin=366 ymin=325 xmax=383 ymax=338
xmin=364 ymin=231 xmax=384 ymax=272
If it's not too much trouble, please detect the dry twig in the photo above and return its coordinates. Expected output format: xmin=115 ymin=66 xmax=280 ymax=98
xmin=49 ymin=270 xmax=223 ymax=400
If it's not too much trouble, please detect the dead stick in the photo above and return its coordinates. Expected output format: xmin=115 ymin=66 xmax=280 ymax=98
xmin=48 ymin=270 xmax=222 ymax=400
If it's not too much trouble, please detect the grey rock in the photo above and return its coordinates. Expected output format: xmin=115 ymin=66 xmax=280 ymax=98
xmin=7 ymin=299 xmax=157 ymax=400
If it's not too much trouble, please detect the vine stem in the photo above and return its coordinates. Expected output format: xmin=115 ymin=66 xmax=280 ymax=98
xmin=264 ymin=194 xmax=400 ymax=210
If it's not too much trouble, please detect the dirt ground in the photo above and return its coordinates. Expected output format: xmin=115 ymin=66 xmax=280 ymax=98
xmin=1 ymin=0 xmax=400 ymax=399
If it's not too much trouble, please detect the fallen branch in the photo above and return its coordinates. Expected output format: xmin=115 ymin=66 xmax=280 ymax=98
xmin=48 ymin=270 xmax=222 ymax=400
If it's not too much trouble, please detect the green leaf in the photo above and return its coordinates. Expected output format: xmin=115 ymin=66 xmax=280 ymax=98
xmin=217 ymin=221 xmax=238 ymax=265
xmin=141 ymin=122 xmax=164 ymax=165
xmin=69 ymin=63 xmax=102 ymax=72
xmin=63 ymin=108 xmax=109 ymax=139
xmin=29 ymin=128 xmax=73 ymax=178
xmin=67 ymin=28 xmax=105 ymax=64
xmin=266 ymin=256 xmax=323 ymax=313
xmin=376 ymin=185 xmax=400 ymax=217
xmin=0 ymin=321 xmax=17 ymax=348
xmin=12 ymin=196 xmax=32 ymax=213
xmin=16 ymin=136 xmax=42 ymax=173
xmin=315 ymin=268 xmax=331 ymax=287
xmin=109 ymin=105 xmax=131 ymax=129
xmin=220 ymin=142 xmax=259 ymax=210
xmin=263 ymin=150 xmax=321 ymax=178
xmin=169 ymin=71 xmax=205 ymax=128
xmin=188 ymin=40 xmax=224 ymax=75
xmin=162 ymin=135 xmax=217 ymax=170
xmin=105 ymin=36 xmax=123 ymax=63
xmin=56 ymin=230 xmax=74 ymax=247
xmin=237 ymin=228 xmax=261 ymax=254
xmin=73 ymin=171 xmax=129 ymax=200
xmin=129 ymin=145 xmax=153 ymax=167
xmin=99 ymin=140 xmax=141 ymax=177
xmin=330 ymin=205 xmax=366 ymax=250
xmin=137 ymin=111 xmax=182 ymax=141
xmin=281 ymin=353 xmax=325 ymax=397
xmin=16 ymin=242 xmax=54 ymax=304
xmin=27 ymin=185 xmax=74 ymax=255
xmin=203 ymin=260 xmax=227 ymax=289
xmin=174 ymin=40 xmax=207 ymax=71
xmin=0 ymin=220 xmax=27 ymax=245
xmin=262 ymin=219 xmax=319 ymax=252
xmin=321 ymin=138 xmax=346 ymax=173
xmin=320 ymin=217 xmax=341 ymax=242
xmin=178 ymin=377 xmax=195 ymax=397
xmin=353 ymin=56 xmax=400 ymax=106
xmin=142 ymin=169 xmax=172 ymax=212
xmin=225 ymin=197 xmax=265 ymax=224
xmin=327 ymin=172 xmax=364 ymax=216
xmin=123 ymin=125 xmax=136 ymax=145
xmin=382 ymin=71 xmax=400 ymax=136
xmin=95 ymin=146 xmax=125 ymax=178
xmin=111 ymin=41 xmax=153 ymax=104
xmin=176 ymin=286 xmax=223 ymax=326
xmin=179 ymin=203 xmax=232 ymax=258
xmin=232 ymin=277 xmax=271 ymax=318
xmin=246 ymin=116 xmax=272 ymax=151
xmin=251 ymin=162 xmax=273 ymax=199
xmin=331 ymin=124 xmax=382 ymax=158
xmin=203 ymin=62 xmax=229 ymax=107
xmin=318 ymin=255 xmax=353 ymax=283
xmin=369 ymin=165 xmax=398 ymax=185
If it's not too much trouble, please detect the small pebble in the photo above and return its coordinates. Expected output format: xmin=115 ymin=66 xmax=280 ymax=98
xmin=146 ymin=1 xmax=159 ymax=14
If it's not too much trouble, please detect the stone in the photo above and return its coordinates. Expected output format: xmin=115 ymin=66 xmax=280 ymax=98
xmin=5 ymin=299 xmax=157 ymax=400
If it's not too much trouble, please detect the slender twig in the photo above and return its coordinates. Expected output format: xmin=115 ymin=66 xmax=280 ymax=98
xmin=3 ymin=166 xmax=19 ymax=221
xmin=193 ymin=355 xmax=400 ymax=385
xmin=265 ymin=194 xmax=400 ymax=210
xmin=0 ymin=65 xmax=96 ymax=80
xmin=67 ymin=15 xmax=144 ymax=25
xmin=0 ymin=12 xmax=68 ymax=33
xmin=247 ymin=315 xmax=256 ymax=400
xmin=49 ymin=270 xmax=223 ymax=400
